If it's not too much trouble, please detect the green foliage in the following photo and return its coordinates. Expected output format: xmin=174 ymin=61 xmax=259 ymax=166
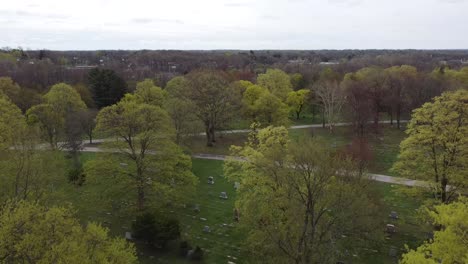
xmin=73 ymin=83 xmax=95 ymax=108
xmin=0 ymin=96 xmax=24 ymax=149
xmin=88 ymin=68 xmax=127 ymax=108
xmin=286 ymin=89 xmax=310 ymax=119
xmin=392 ymin=89 xmax=468 ymax=203
xmin=257 ymin=68 xmax=293 ymax=100
xmin=26 ymin=83 xmax=87 ymax=148
xmin=132 ymin=212 xmax=180 ymax=248
xmin=0 ymin=200 xmax=137 ymax=263
xmin=290 ymin=73 xmax=306 ymax=90
xmin=242 ymin=84 xmax=289 ymax=127
xmin=90 ymin=97 xmax=198 ymax=211
xmin=224 ymin=126 xmax=383 ymax=263
xmin=400 ymin=198 xmax=468 ymax=264
xmin=134 ymin=78 xmax=167 ymax=107
xmin=0 ymin=77 xmax=21 ymax=106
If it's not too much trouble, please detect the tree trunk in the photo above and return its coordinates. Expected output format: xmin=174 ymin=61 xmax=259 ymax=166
xmin=296 ymin=111 xmax=300 ymax=120
xmin=322 ymin=110 xmax=325 ymax=128
xmin=205 ymin=125 xmax=213 ymax=147
xmin=441 ymin=177 xmax=448 ymax=203
xmin=389 ymin=110 xmax=393 ymax=126
xmin=209 ymin=125 xmax=216 ymax=143
xmin=396 ymin=105 xmax=401 ymax=129
xmin=136 ymin=164 xmax=146 ymax=211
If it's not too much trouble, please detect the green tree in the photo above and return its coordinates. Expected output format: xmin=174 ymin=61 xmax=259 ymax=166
xmin=132 ymin=212 xmax=180 ymax=248
xmin=286 ymin=89 xmax=310 ymax=120
xmin=26 ymin=83 xmax=87 ymax=149
xmin=257 ymin=69 xmax=293 ymax=101
xmin=89 ymin=97 xmax=197 ymax=211
xmin=88 ymin=68 xmax=127 ymax=108
xmin=242 ymin=84 xmax=289 ymax=126
xmin=164 ymin=76 xmax=202 ymax=145
xmin=0 ymin=200 xmax=137 ymax=263
xmin=0 ymin=77 xmax=21 ymax=107
xmin=224 ymin=126 xmax=383 ymax=264
xmin=400 ymin=198 xmax=468 ymax=264
xmin=185 ymin=70 xmax=241 ymax=146
xmin=392 ymin=90 xmax=467 ymax=203
xmin=0 ymin=96 xmax=66 ymax=202
xmin=74 ymin=83 xmax=95 ymax=108
xmin=290 ymin=73 xmax=306 ymax=91
xmin=134 ymin=79 xmax=167 ymax=107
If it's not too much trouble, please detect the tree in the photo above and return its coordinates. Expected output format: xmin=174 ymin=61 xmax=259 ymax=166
xmin=0 ymin=77 xmax=21 ymax=107
xmin=290 ymin=73 xmax=306 ymax=91
xmin=0 ymin=200 xmax=137 ymax=263
xmin=242 ymin=84 xmax=289 ymax=127
xmin=286 ymin=89 xmax=310 ymax=120
xmin=185 ymin=70 xmax=241 ymax=147
xmin=74 ymin=83 xmax=95 ymax=108
xmin=314 ymin=81 xmax=344 ymax=132
xmin=77 ymin=108 xmax=98 ymax=144
xmin=134 ymin=79 xmax=167 ymax=107
xmin=90 ymin=97 xmax=197 ymax=211
xmin=383 ymin=65 xmax=418 ymax=129
xmin=132 ymin=212 xmax=180 ymax=248
xmin=400 ymin=198 xmax=468 ymax=264
xmin=26 ymin=83 xmax=87 ymax=149
xmin=342 ymin=67 xmax=386 ymax=134
xmin=392 ymin=90 xmax=467 ymax=203
xmin=88 ymin=68 xmax=127 ymax=108
xmin=0 ymin=95 xmax=23 ymax=149
xmin=224 ymin=126 xmax=383 ymax=264
xmin=0 ymin=96 xmax=66 ymax=201
xmin=257 ymin=69 xmax=293 ymax=101
xmin=164 ymin=76 xmax=202 ymax=145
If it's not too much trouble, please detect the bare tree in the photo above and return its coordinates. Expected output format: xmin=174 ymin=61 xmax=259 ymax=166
xmin=314 ymin=80 xmax=344 ymax=132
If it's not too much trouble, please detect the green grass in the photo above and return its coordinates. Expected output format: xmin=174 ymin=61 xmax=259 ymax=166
xmin=55 ymin=152 xmax=430 ymax=264
xmin=360 ymin=183 xmax=431 ymax=263
xmin=187 ymin=124 xmax=407 ymax=176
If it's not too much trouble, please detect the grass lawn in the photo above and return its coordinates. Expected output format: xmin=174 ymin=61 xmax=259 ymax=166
xmin=187 ymin=124 xmax=407 ymax=176
xmin=54 ymin=152 xmax=430 ymax=264
xmin=360 ymin=182 xmax=431 ymax=263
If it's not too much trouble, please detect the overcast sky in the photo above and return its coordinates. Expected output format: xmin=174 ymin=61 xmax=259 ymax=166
xmin=1 ymin=0 xmax=467 ymax=50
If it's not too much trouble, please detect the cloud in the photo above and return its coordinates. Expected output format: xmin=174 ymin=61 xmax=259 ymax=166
xmin=131 ymin=18 xmax=184 ymax=25
xmin=15 ymin=10 xmax=69 ymax=19
xmin=260 ymin=15 xmax=281 ymax=20
xmin=438 ymin=0 xmax=467 ymax=3
xmin=224 ymin=2 xmax=250 ymax=7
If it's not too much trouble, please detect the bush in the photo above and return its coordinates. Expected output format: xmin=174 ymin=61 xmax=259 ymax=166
xmin=67 ymin=165 xmax=85 ymax=185
xmin=132 ymin=212 xmax=180 ymax=248
xmin=179 ymin=240 xmax=192 ymax=257
xmin=189 ymin=246 xmax=204 ymax=261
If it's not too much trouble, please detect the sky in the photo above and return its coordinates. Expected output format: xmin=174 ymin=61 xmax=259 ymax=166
xmin=1 ymin=0 xmax=468 ymax=50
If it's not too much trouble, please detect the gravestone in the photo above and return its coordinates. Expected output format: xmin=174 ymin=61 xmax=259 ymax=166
xmin=193 ymin=204 xmax=200 ymax=213
xmin=233 ymin=208 xmax=240 ymax=222
xmin=386 ymin=224 xmax=396 ymax=233
xmin=388 ymin=246 xmax=398 ymax=257
xmin=220 ymin=192 xmax=228 ymax=199
xmin=203 ymin=226 xmax=211 ymax=233
xmin=389 ymin=211 xmax=398 ymax=219
xmin=125 ymin=231 xmax=133 ymax=240
xmin=207 ymin=176 xmax=215 ymax=184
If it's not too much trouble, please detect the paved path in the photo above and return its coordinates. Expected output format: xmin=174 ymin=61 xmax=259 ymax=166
xmin=79 ymin=147 xmax=426 ymax=188
xmin=78 ymin=120 xmax=408 ymax=145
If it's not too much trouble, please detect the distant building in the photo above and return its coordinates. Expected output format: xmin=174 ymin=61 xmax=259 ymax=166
xmin=319 ymin=61 xmax=339 ymax=65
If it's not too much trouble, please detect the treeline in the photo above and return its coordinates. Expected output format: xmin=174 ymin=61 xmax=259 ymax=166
xmin=1 ymin=63 xmax=467 ymax=147
xmin=1 ymin=48 xmax=468 ymax=92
